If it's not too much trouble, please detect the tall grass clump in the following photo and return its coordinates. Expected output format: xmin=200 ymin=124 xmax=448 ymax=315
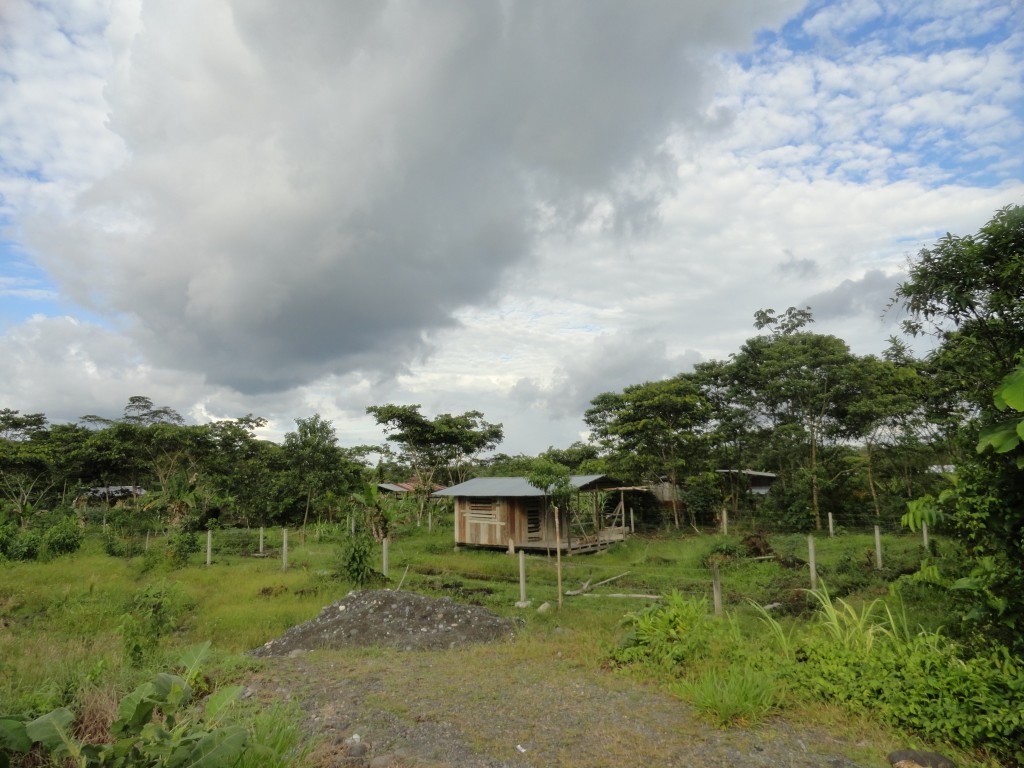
xmin=609 ymin=591 xmax=785 ymax=726
xmin=759 ymin=587 xmax=1024 ymax=764
xmin=673 ymin=666 xmax=784 ymax=727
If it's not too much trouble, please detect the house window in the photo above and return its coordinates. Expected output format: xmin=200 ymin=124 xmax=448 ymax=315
xmin=467 ymin=497 xmax=498 ymax=524
xmin=525 ymin=498 xmax=542 ymax=541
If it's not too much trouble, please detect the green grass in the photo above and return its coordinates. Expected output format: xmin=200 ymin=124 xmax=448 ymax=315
xmin=0 ymin=523 xmax=964 ymax=766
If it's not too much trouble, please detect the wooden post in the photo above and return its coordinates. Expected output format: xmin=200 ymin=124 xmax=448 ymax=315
xmin=828 ymin=512 xmax=834 ymax=538
xmin=206 ymin=529 xmax=212 ymax=566
xmin=808 ymin=534 xmax=817 ymax=591
xmin=259 ymin=526 xmax=265 ymax=554
xmin=382 ymin=537 xmax=390 ymax=578
xmin=712 ymin=563 xmax=723 ymax=616
xmin=554 ymin=506 xmax=563 ymax=608
xmin=721 ymin=507 xmax=728 ymax=536
xmin=922 ymin=521 xmax=929 ymax=549
xmin=874 ymin=525 xmax=883 ymax=570
xmin=145 ymin=531 xmax=150 ymax=551
xmin=518 ymin=549 xmax=527 ymax=605
xmin=629 ymin=507 xmax=635 ymax=534
xmin=282 ymin=528 xmax=288 ymax=572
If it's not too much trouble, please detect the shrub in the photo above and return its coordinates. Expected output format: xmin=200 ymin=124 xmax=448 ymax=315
xmin=0 ymin=523 xmax=16 ymax=557
xmin=120 ymin=580 xmax=190 ymax=667
xmin=337 ymin=531 xmax=377 ymax=587
xmin=609 ymin=591 xmax=720 ymax=672
xmin=42 ymin=517 xmax=83 ymax=556
xmin=7 ymin=530 xmax=41 ymax=561
xmin=761 ymin=589 xmax=1024 ymax=764
xmin=166 ymin=530 xmax=200 ymax=567
xmin=0 ymin=643 xmax=248 ymax=768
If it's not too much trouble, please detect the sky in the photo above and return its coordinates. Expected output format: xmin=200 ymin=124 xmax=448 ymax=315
xmin=1 ymin=0 xmax=1022 ymax=456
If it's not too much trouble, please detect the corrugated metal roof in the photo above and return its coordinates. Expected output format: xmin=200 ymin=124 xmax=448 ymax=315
xmin=378 ymin=483 xmax=412 ymax=494
xmin=433 ymin=475 xmax=612 ymax=498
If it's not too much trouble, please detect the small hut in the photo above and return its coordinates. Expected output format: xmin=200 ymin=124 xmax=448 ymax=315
xmin=433 ymin=475 xmax=626 ymax=552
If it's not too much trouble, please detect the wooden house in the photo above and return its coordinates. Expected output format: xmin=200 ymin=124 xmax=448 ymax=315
xmin=433 ymin=475 xmax=627 ymax=553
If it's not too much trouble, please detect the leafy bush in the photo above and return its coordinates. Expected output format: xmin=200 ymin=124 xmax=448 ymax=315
xmin=7 ymin=529 xmax=41 ymax=561
xmin=166 ymin=530 xmax=200 ymax=567
xmin=337 ymin=531 xmax=378 ymax=587
xmin=120 ymin=580 xmax=191 ymax=667
xmin=609 ymin=592 xmax=720 ymax=672
xmin=42 ymin=517 xmax=84 ymax=556
xmin=763 ymin=589 xmax=1024 ymax=764
xmin=0 ymin=643 xmax=247 ymax=768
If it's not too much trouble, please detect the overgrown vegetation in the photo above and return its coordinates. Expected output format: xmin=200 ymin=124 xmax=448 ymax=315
xmin=611 ymin=586 xmax=1024 ymax=764
xmin=0 ymin=523 xmax=1014 ymax=767
xmin=0 ymin=642 xmax=306 ymax=768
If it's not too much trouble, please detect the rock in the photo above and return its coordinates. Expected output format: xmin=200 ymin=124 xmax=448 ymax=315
xmin=347 ymin=741 xmax=368 ymax=758
xmin=887 ymin=749 xmax=956 ymax=768
xmin=537 ymin=601 xmax=552 ymax=614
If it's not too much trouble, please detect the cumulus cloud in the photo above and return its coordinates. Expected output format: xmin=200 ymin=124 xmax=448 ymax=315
xmin=802 ymin=268 xmax=901 ymax=321
xmin=17 ymin=0 xmax=801 ymax=395
xmin=511 ymin=331 xmax=704 ymax=419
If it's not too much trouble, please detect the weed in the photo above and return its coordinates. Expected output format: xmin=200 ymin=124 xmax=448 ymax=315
xmin=120 ymin=580 xmax=190 ymax=667
xmin=674 ymin=666 xmax=785 ymax=727
xmin=337 ymin=531 xmax=378 ymax=587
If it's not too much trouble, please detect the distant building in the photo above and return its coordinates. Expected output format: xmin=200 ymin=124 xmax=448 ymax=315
xmin=715 ymin=469 xmax=778 ymax=495
xmin=84 ymin=486 xmax=147 ymax=504
xmin=434 ymin=475 xmax=626 ymax=553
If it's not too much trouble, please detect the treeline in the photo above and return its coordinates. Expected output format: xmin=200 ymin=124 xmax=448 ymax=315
xmin=2 ymin=205 xmax=1023 ymax=652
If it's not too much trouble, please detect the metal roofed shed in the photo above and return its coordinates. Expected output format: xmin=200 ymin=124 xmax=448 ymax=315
xmin=434 ymin=475 xmax=626 ymax=553
xmin=715 ymin=469 xmax=777 ymax=495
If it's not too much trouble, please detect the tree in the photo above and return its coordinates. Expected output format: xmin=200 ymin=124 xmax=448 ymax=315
xmin=0 ymin=411 xmax=56 ymax=526
xmin=894 ymin=203 xmax=1024 ymax=408
xmin=729 ymin=308 xmax=862 ymax=530
xmin=527 ymin=458 xmax=573 ymax=607
xmin=584 ymin=375 xmax=710 ymax=529
xmin=366 ymin=404 xmax=504 ymax=525
xmin=845 ymin=351 xmax=936 ymax=520
xmin=896 ymin=205 xmax=1024 ymax=652
xmin=283 ymin=414 xmax=361 ymax=531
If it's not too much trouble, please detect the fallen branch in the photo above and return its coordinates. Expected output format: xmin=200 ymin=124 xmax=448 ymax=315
xmin=581 ymin=593 xmax=661 ymax=600
xmin=396 ymin=564 xmax=410 ymax=591
xmin=565 ymin=571 xmax=629 ymax=596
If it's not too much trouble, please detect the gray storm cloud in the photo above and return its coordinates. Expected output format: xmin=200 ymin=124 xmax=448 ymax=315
xmin=29 ymin=0 xmax=799 ymax=394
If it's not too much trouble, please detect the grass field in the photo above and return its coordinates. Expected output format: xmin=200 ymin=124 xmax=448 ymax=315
xmin=0 ymin=523 xmax=989 ymax=767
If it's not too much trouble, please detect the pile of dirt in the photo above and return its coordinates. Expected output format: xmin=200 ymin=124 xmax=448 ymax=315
xmin=250 ymin=589 xmax=518 ymax=656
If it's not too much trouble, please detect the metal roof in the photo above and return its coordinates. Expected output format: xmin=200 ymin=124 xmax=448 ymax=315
xmin=433 ymin=475 xmax=614 ymax=498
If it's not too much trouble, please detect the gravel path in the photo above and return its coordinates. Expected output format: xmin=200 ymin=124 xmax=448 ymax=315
xmin=243 ymin=590 xmax=885 ymax=768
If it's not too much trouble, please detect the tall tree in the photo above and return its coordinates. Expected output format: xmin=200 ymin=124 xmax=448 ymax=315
xmin=366 ymin=404 xmax=503 ymax=524
xmin=0 ymin=410 xmax=56 ymax=525
xmin=896 ymin=204 xmax=1024 ymax=651
xmin=895 ymin=203 xmax=1024 ymax=408
xmin=283 ymin=414 xmax=359 ymax=530
xmin=584 ymin=374 xmax=710 ymax=529
xmin=845 ymin=351 xmax=935 ymax=520
xmin=730 ymin=308 xmax=861 ymax=530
